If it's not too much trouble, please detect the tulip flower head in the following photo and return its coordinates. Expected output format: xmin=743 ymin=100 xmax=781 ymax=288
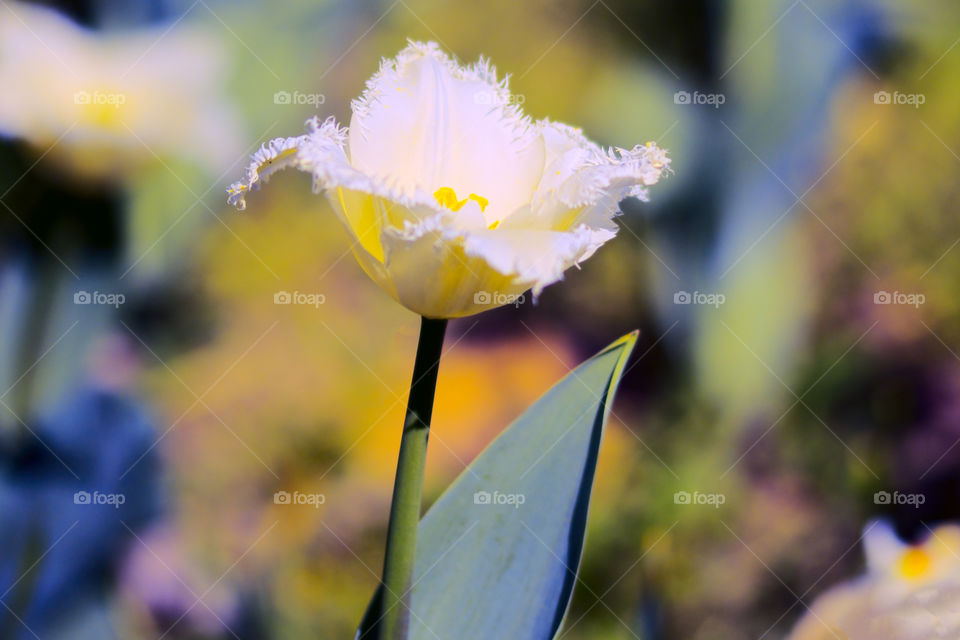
xmin=229 ymin=41 xmax=669 ymax=318
xmin=0 ymin=1 xmax=240 ymax=180
xmin=788 ymin=520 xmax=960 ymax=640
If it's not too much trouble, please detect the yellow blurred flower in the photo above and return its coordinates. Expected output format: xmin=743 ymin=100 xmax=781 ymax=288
xmin=0 ymin=1 xmax=240 ymax=180
xmin=228 ymin=41 xmax=669 ymax=318
xmin=789 ymin=520 xmax=960 ymax=640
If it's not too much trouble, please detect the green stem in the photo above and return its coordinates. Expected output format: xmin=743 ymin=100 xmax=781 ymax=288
xmin=3 ymin=262 xmax=56 ymax=441
xmin=379 ymin=316 xmax=447 ymax=640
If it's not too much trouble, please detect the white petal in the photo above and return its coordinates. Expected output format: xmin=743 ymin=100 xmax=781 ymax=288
xmin=348 ymin=41 xmax=544 ymax=223
xmin=460 ymin=225 xmax=616 ymax=296
xmin=386 ymin=211 xmax=614 ymax=296
xmin=529 ymin=120 xmax=670 ymax=229
xmin=377 ymin=215 xmax=527 ymax=318
xmin=300 ymin=116 xmax=443 ymax=220
xmin=227 ymin=132 xmax=311 ymax=210
xmin=863 ymin=519 xmax=905 ymax=575
xmin=227 ymin=115 xmax=422 ymax=214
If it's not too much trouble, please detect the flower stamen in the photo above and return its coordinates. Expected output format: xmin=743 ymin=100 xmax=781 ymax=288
xmin=898 ymin=547 xmax=932 ymax=579
xmin=433 ymin=187 xmax=489 ymax=212
xmin=469 ymin=193 xmax=488 ymax=211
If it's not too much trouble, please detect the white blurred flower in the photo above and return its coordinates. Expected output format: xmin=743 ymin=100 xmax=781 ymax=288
xmin=0 ymin=1 xmax=241 ymax=180
xmin=789 ymin=520 xmax=960 ymax=640
xmin=228 ymin=41 xmax=668 ymax=318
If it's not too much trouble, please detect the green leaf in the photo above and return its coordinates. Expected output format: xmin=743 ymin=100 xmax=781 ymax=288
xmin=358 ymin=331 xmax=638 ymax=640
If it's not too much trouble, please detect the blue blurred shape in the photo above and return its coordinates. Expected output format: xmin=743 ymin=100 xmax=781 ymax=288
xmin=0 ymin=388 xmax=163 ymax=639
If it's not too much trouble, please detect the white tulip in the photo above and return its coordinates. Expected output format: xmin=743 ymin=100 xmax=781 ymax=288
xmin=0 ymin=1 xmax=240 ymax=180
xmin=229 ymin=41 xmax=669 ymax=318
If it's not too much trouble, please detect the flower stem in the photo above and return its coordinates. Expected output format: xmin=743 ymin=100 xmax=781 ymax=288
xmin=379 ymin=316 xmax=447 ymax=640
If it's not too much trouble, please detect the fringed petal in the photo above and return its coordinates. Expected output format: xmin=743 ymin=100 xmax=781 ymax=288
xmin=347 ymin=40 xmax=543 ymax=222
xmin=530 ymin=120 xmax=670 ymax=229
xmin=227 ymin=134 xmax=308 ymax=210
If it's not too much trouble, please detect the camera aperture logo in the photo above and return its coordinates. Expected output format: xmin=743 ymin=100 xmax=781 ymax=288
xmin=74 ymin=90 xmax=126 ymax=108
xmin=473 ymin=291 xmax=525 ymax=308
xmin=674 ymin=490 xmax=726 ymax=508
xmin=874 ymin=290 xmax=924 ymax=308
xmin=273 ymin=490 xmax=326 ymax=508
xmin=74 ymin=290 xmax=125 ymax=308
xmin=473 ymin=490 xmax=526 ymax=509
xmin=473 ymin=91 xmax=525 ymax=106
xmin=274 ymin=290 xmax=326 ymax=308
xmin=273 ymin=90 xmax=326 ymax=106
xmin=674 ymin=90 xmax=725 ymax=109
xmin=73 ymin=490 xmax=126 ymax=508
xmin=874 ymin=490 xmax=924 ymax=508
xmin=673 ymin=290 xmax=725 ymax=308
xmin=473 ymin=291 xmax=527 ymax=308
xmin=873 ymin=90 xmax=924 ymax=108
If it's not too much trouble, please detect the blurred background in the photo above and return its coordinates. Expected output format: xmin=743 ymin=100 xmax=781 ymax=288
xmin=0 ymin=0 xmax=957 ymax=638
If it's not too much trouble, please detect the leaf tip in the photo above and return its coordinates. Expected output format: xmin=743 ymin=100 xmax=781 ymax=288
xmin=598 ymin=329 xmax=640 ymax=360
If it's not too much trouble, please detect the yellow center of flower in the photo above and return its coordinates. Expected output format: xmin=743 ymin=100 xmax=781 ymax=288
xmin=75 ymin=89 xmax=128 ymax=130
xmin=433 ymin=187 xmax=500 ymax=230
xmin=898 ymin=547 xmax=932 ymax=580
xmin=433 ymin=187 xmax=488 ymax=212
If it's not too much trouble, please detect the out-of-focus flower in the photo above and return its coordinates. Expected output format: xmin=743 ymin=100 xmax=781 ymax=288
xmin=0 ymin=1 xmax=240 ymax=180
xmin=228 ymin=41 xmax=668 ymax=318
xmin=0 ymin=385 xmax=162 ymax=639
xmin=789 ymin=521 xmax=960 ymax=640
xmin=120 ymin=524 xmax=240 ymax=636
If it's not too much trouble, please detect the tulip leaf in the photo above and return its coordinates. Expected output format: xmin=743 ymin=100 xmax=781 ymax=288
xmin=357 ymin=331 xmax=638 ymax=640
